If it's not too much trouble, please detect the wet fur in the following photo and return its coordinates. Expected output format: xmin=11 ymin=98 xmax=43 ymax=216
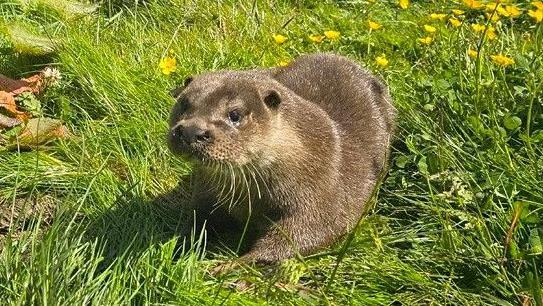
xmin=168 ymin=53 xmax=396 ymax=263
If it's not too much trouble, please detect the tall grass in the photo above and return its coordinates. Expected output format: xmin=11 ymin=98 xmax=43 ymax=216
xmin=1 ymin=0 xmax=542 ymax=304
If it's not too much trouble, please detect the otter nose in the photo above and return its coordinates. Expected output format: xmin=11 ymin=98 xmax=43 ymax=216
xmin=179 ymin=125 xmax=214 ymax=144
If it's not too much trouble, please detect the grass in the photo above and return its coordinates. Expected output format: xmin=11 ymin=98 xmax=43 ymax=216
xmin=1 ymin=0 xmax=542 ymax=304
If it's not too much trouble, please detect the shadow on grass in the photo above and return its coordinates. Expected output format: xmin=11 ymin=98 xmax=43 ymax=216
xmin=83 ymin=181 xmax=252 ymax=271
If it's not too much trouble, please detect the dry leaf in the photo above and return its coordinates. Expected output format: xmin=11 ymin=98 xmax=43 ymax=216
xmin=0 ymin=91 xmax=29 ymax=121
xmin=14 ymin=117 xmax=70 ymax=148
xmin=0 ymin=113 xmax=22 ymax=129
xmin=0 ymin=73 xmax=43 ymax=95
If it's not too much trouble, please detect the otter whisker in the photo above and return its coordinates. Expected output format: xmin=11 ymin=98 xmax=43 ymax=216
xmin=249 ymin=161 xmax=271 ymax=199
xmin=248 ymin=162 xmax=265 ymax=199
xmin=229 ymin=166 xmax=248 ymax=211
xmin=227 ymin=163 xmax=237 ymax=212
xmin=215 ymin=162 xmax=233 ymax=208
xmin=236 ymin=166 xmax=253 ymax=253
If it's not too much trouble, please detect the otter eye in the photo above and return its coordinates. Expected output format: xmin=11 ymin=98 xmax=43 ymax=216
xmin=228 ymin=110 xmax=242 ymax=125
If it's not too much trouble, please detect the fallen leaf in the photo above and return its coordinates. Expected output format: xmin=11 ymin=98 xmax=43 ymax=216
xmin=13 ymin=117 xmax=70 ymax=148
xmin=0 ymin=73 xmax=43 ymax=95
xmin=0 ymin=113 xmax=22 ymax=129
xmin=0 ymin=91 xmax=29 ymax=121
xmin=0 ymin=91 xmax=18 ymax=114
xmin=1 ymin=23 xmax=56 ymax=55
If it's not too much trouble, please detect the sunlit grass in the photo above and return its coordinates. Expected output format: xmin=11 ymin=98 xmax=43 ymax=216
xmin=1 ymin=0 xmax=542 ymax=304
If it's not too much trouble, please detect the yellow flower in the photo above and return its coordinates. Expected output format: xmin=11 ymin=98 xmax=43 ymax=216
xmin=418 ymin=36 xmax=433 ymax=45
xmin=308 ymin=34 xmax=325 ymax=43
xmin=273 ymin=34 xmax=288 ymax=44
xmin=430 ymin=13 xmax=447 ymax=20
xmin=449 ymin=18 xmax=462 ymax=27
xmin=324 ymin=30 xmax=341 ymax=40
xmin=368 ymin=20 xmax=382 ymax=30
xmin=496 ymin=5 xmax=511 ymax=17
xmin=463 ymin=0 xmax=482 ymax=9
xmin=505 ymin=5 xmax=521 ymax=17
xmin=452 ymin=9 xmax=465 ymax=15
xmin=375 ymin=54 xmax=389 ymax=68
xmin=528 ymin=9 xmax=543 ymax=22
xmin=471 ymin=23 xmax=486 ymax=32
xmin=532 ymin=1 xmax=543 ymax=10
xmin=486 ymin=29 xmax=497 ymax=40
xmin=467 ymin=49 xmax=478 ymax=58
xmin=486 ymin=12 xmax=500 ymax=22
xmin=490 ymin=54 xmax=515 ymax=67
xmin=278 ymin=60 xmax=290 ymax=67
xmin=399 ymin=0 xmax=409 ymax=9
xmin=473 ymin=24 xmax=498 ymax=40
xmin=158 ymin=55 xmax=176 ymax=75
xmin=485 ymin=3 xmax=499 ymax=12
xmin=423 ymin=24 xmax=437 ymax=33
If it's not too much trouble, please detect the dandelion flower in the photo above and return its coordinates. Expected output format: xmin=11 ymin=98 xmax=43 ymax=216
xmin=528 ymin=9 xmax=543 ymax=22
xmin=308 ymin=34 xmax=325 ymax=43
xmin=463 ymin=0 xmax=482 ymax=9
xmin=486 ymin=29 xmax=497 ymax=40
xmin=324 ymin=30 xmax=341 ymax=40
xmin=399 ymin=0 xmax=409 ymax=9
xmin=449 ymin=18 xmax=462 ymax=27
xmin=485 ymin=3 xmax=499 ymax=12
xmin=273 ymin=34 xmax=288 ymax=44
xmin=159 ymin=55 xmax=176 ymax=75
xmin=486 ymin=12 xmax=500 ymax=22
xmin=496 ymin=5 xmax=510 ymax=17
xmin=532 ymin=1 xmax=543 ymax=10
xmin=471 ymin=23 xmax=486 ymax=32
xmin=423 ymin=24 xmax=437 ymax=33
xmin=505 ymin=5 xmax=521 ymax=17
xmin=278 ymin=60 xmax=290 ymax=67
xmin=368 ymin=20 xmax=382 ymax=30
xmin=430 ymin=13 xmax=447 ymax=20
xmin=490 ymin=54 xmax=515 ymax=67
xmin=467 ymin=49 xmax=478 ymax=58
xmin=375 ymin=54 xmax=389 ymax=68
xmin=473 ymin=24 xmax=498 ymax=40
xmin=452 ymin=9 xmax=465 ymax=15
xmin=418 ymin=36 xmax=433 ymax=45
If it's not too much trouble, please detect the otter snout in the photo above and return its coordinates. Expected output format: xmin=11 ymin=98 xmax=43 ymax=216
xmin=172 ymin=124 xmax=214 ymax=145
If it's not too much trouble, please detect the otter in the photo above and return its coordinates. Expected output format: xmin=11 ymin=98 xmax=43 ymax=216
xmin=168 ymin=53 xmax=396 ymax=264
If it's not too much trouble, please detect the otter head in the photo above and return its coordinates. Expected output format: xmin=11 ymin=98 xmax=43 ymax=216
xmin=168 ymin=72 xmax=282 ymax=166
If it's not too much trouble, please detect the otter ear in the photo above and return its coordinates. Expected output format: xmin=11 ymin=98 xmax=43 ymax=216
xmin=169 ymin=76 xmax=194 ymax=99
xmin=263 ymin=90 xmax=281 ymax=109
xmin=183 ymin=76 xmax=193 ymax=87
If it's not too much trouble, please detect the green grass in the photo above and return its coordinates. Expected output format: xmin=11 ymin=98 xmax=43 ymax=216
xmin=1 ymin=0 xmax=542 ymax=304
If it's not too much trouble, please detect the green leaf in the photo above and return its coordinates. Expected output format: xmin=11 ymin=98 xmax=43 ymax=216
xmin=423 ymin=103 xmax=435 ymax=111
xmin=36 ymin=0 xmax=99 ymax=19
xmin=529 ymin=228 xmax=542 ymax=255
xmin=417 ymin=156 xmax=428 ymax=175
xmin=0 ymin=22 xmax=56 ymax=55
xmin=16 ymin=92 xmax=42 ymax=117
xmin=520 ymin=204 xmax=541 ymax=224
xmin=508 ymin=239 xmax=521 ymax=259
xmin=503 ymin=115 xmax=522 ymax=130
xmin=468 ymin=115 xmax=485 ymax=135
xmin=532 ymin=130 xmax=543 ymax=143
xmin=395 ymin=155 xmax=410 ymax=168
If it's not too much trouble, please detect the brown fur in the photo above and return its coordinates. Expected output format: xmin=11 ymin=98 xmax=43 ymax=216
xmin=168 ymin=53 xmax=396 ymax=263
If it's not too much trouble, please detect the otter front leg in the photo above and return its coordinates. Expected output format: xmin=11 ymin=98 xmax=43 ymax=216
xmin=241 ymin=209 xmax=337 ymax=263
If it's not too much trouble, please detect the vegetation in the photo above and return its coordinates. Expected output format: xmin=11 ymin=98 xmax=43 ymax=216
xmin=1 ymin=0 xmax=542 ymax=304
